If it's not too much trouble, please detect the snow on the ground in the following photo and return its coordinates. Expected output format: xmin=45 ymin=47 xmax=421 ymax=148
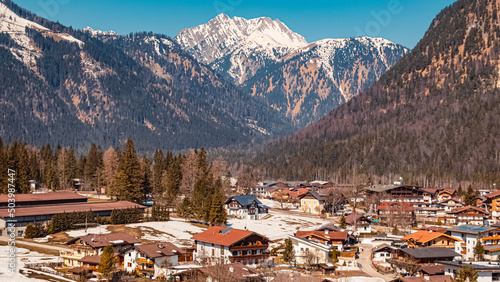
xmin=126 ymin=218 xmax=206 ymax=247
xmin=259 ymin=199 xmax=298 ymax=210
xmin=227 ymin=210 xmax=331 ymax=241
xmin=66 ymin=225 xmax=110 ymax=237
xmin=32 ymin=235 xmax=52 ymax=243
xmin=0 ymin=245 xmax=63 ymax=282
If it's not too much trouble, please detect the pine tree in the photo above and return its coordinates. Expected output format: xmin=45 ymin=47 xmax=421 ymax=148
xmin=340 ymin=214 xmax=347 ymax=229
xmin=113 ymin=140 xmax=143 ymax=203
xmin=141 ymin=156 xmax=152 ymax=202
xmin=98 ymin=245 xmax=115 ymax=278
xmin=209 ymin=179 xmax=227 ymax=226
xmin=177 ymin=197 xmax=192 ymax=219
xmin=85 ymin=144 xmax=100 ymax=187
xmin=24 ymin=223 xmax=38 ymax=239
xmin=464 ymin=185 xmax=478 ymax=206
xmin=165 ymin=156 xmax=182 ymax=200
xmin=392 ymin=225 xmax=399 ymax=235
xmin=152 ymin=149 xmax=165 ymax=195
xmin=62 ymin=147 xmax=78 ymax=189
xmin=451 ymin=265 xmax=478 ymax=282
xmin=474 ymin=240 xmax=485 ymax=261
xmin=283 ymin=238 xmax=295 ymax=264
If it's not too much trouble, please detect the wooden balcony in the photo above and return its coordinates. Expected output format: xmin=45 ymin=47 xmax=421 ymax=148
xmin=229 ymin=254 xmax=269 ymax=262
xmin=135 ymin=266 xmax=154 ymax=273
xmin=229 ymin=244 xmax=268 ymax=252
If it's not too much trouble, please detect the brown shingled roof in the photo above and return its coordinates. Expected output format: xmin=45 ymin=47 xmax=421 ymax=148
xmin=0 ymin=191 xmax=87 ymax=204
xmin=135 ymin=242 xmax=186 ymax=258
xmin=295 ymin=230 xmax=348 ymax=241
xmin=69 ymin=232 xmax=140 ymax=248
xmin=0 ymin=201 xmax=144 ymax=218
xmin=78 ymin=255 xmax=101 ymax=265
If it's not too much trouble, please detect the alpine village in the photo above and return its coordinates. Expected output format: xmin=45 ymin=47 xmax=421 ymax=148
xmin=1 ymin=0 xmax=500 ymax=281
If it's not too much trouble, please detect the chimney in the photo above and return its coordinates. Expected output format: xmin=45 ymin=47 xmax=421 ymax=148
xmin=325 ymin=230 xmax=329 ymax=235
xmin=229 ymin=266 xmax=234 ymax=273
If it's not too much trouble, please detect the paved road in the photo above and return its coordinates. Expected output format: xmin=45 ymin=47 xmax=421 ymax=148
xmin=357 ymin=244 xmax=395 ymax=282
xmin=0 ymin=236 xmax=72 ymax=252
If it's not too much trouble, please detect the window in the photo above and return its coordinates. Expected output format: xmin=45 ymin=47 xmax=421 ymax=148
xmin=212 ymin=249 xmax=215 ymax=256
xmin=127 ymin=262 xmax=132 ymax=267
xmin=221 ymin=246 xmax=224 ymax=255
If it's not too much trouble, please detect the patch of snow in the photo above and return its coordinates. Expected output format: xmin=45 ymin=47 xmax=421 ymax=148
xmin=126 ymin=219 xmax=205 ymax=247
xmin=325 ymin=277 xmax=384 ymax=282
xmin=66 ymin=225 xmax=110 ymax=237
xmin=33 ymin=235 xmax=52 ymax=243
xmin=0 ymin=245 xmax=63 ymax=281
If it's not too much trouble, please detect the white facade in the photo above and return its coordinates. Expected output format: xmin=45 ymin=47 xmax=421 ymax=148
xmin=290 ymin=236 xmax=332 ymax=265
xmin=193 ymin=241 xmax=268 ymax=267
xmin=123 ymin=247 xmax=179 ymax=279
xmin=444 ymin=263 xmax=500 ymax=282
xmin=451 ymin=232 xmax=478 ymax=261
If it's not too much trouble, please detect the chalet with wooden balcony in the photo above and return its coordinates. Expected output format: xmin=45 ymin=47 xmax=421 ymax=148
xmin=481 ymin=190 xmax=500 ymax=223
xmin=191 ymin=226 xmax=269 ymax=266
xmin=390 ymin=247 xmax=460 ymax=273
xmin=446 ymin=205 xmax=489 ymax=226
xmin=438 ymin=189 xmax=456 ymax=202
xmin=377 ymin=201 xmax=416 ymax=227
xmin=224 ymin=195 xmax=269 ymax=220
xmin=61 ymin=232 xmax=139 ymax=268
xmin=402 ymin=230 xmax=461 ymax=249
xmin=124 ymin=242 xmax=185 ymax=279
xmin=365 ymin=184 xmax=424 ymax=203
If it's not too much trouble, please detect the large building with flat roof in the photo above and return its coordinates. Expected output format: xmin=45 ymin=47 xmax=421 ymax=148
xmin=0 ymin=192 xmax=145 ymax=237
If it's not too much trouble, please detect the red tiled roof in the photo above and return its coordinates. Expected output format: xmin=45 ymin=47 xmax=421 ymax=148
xmin=421 ymin=188 xmax=437 ymax=194
xmin=439 ymin=189 xmax=455 ymax=195
xmin=295 ymin=230 xmax=348 ymax=241
xmin=420 ymin=264 xmax=445 ymax=275
xmin=0 ymin=201 xmax=145 ymax=218
xmin=78 ymin=255 xmax=101 ymax=265
xmin=448 ymin=205 xmax=488 ymax=214
xmin=402 ymin=230 xmax=460 ymax=244
xmin=191 ymin=226 xmax=268 ymax=247
xmin=135 ymin=242 xmax=186 ymax=258
xmin=0 ymin=191 xmax=87 ymax=204
xmin=70 ymin=232 xmax=140 ymax=248
xmin=484 ymin=190 xmax=500 ymax=198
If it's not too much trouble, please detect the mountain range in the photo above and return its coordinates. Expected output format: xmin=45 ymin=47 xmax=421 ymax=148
xmin=0 ymin=0 xmax=408 ymax=151
xmin=253 ymin=0 xmax=500 ymax=186
xmin=176 ymin=14 xmax=409 ymax=126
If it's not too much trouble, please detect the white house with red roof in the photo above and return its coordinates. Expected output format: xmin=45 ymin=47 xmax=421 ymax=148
xmin=191 ymin=226 xmax=270 ymax=267
xmin=289 ymin=229 xmax=352 ymax=265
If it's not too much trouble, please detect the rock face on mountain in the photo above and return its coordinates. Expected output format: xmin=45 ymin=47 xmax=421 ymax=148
xmin=253 ymin=0 xmax=500 ymax=185
xmin=176 ymin=14 xmax=409 ymax=126
xmin=0 ymin=0 xmax=292 ymax=151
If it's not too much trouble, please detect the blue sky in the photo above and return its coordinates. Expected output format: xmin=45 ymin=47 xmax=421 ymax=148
xmin=15 ymin=0 xmax=456 ymax=48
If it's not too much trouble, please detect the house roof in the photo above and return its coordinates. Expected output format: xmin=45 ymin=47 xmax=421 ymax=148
xmin=395 ymin=275 xmax=452 ymax=282
xmin=484 ymin=190 xmax=500 ymax=199
xmin=448 ymin=205 xmax=488 ymax=214
xmin=315 ymin=223 xmax=343 ymax=232
xmin=402 ymin=230 xmax=460 ymax=244
xmin=437 ymin=261 xmax=500 ymax=271
xmin=345 ymin=213 xmax=371 ymax=225
xmin=0 ymin=201 xmax=145 ymax=218
xmin=420 ymin=264 xmax=445 ymax=275
xmin=401 ymin=247 xmax=460 ymax=259
xmin=226 ymin=195 xmax=262 ymax=206
xmin=295 ymin=230 xmax=348 ymax=241
xmin=447 ymin=224 xmax=497 ymax=235
xmin=68 ymin=232 xmax=140 ymax=248
xmin=78 ymin=255 xmax=101 ymax=265
xmin=439 ymin=189 xmax=455 ymax=195
xmin=372 ymin=243 xmax=393 ymax=253
xmin=484 ymin=244 xmax=500 ymax=252
xmin=0 ymin=191 xmax=87 ymax=205
xmin=364 ymin=184 xmax=401 ymax=193
xmin=421 ymin=188 xmax=438 ymax=194
xmin=299 ymin=190 xmax=324 ymax=201
xmin=68 ymin=267 xmax=93 ymax=274
xmin=191 ymin=226 xmax=268 ymax=247
xmin=135 ymin=242 xmax=186 ymax=259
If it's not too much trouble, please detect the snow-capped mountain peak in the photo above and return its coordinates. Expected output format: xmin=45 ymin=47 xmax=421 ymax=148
xmin=81 ymin=27 xmax=118 ymax=37
xmin=175 ymin=14 xmax=308 ymax=84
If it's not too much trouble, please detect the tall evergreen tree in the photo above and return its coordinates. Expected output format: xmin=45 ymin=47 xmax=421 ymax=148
xmin=464 ymin=185 xmax=478 ymax=206
xmin=209 ymin=178 xmax=227 ymax=226
xmin=113 ymin=140 xmax=143 ymax=203
xmin=152 ymin=149 xmax=165 ymax=195
xmin=98 ymin=245 xmax=115 ymax=279
xmin=63 ymin=147 xmax=78 ymax=189
xmin=141 ymin=156 xmax=152 ymax=202
xmin=283 ymin=238 xmax=295 ymax=264
xmin=85 ymin=144 xmax=100 ymax=188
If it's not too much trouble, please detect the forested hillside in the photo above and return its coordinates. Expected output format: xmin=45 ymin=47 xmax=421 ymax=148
xmin=0 ymin=0 xmax=292 ymax=152
xmin=252 ymin=0 xmax=500 ymax=186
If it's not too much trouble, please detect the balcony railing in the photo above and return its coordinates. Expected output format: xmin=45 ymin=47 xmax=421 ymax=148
xmin=228 ymin=254 xmax=269 ymax=262
xmin=229 ymin=244 xmax=269 ymax=252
